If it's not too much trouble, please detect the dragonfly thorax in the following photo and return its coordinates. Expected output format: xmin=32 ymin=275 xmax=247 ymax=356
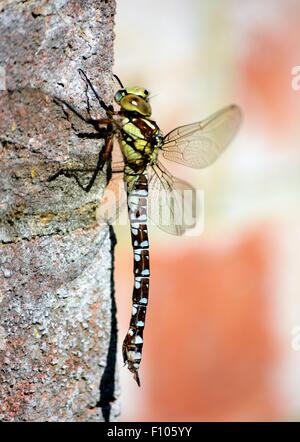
xmin=118 ymin=116 xmax=162 ymax=190
xmin=114 ymin=86 xmax=151 ymax=117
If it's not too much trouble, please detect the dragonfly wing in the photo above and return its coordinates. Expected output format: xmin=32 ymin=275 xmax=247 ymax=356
xmin=96 ymin=170 xmax=127 ymax=226
xmin=148 ymin=160 xmax=197 ymax=236
xmin=162 ymin=104 xmax=242 ymax=168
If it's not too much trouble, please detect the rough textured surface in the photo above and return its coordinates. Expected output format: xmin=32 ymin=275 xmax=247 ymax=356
xmin=0 ymin=0 xmax=119 ymax=421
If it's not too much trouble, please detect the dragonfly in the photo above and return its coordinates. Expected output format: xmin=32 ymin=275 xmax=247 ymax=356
xmin=50 ymin=70 xmax=242 ymax=386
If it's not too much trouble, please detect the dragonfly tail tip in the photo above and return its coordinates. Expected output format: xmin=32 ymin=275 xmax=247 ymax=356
xmin=133 ymin=369 xmax=141 ymax=387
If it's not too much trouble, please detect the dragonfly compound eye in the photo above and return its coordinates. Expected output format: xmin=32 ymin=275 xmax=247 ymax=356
xmin=120 ymin=94 xmax=152 ymax=117
xmin=125 ymin=86 xmax=149 ymax=100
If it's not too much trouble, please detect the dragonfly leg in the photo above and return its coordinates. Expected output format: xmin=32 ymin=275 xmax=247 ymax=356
xmin=49 ymin=72 xmax=117 ymax=192
xmin=78 ymin=69 xmax=115 ymax=116
xmin=47 ymin=163 xmax=104 ymax=192
xmin=48 ymin=133 xmax=114 ymax=193
xmin=53 ymin=95 xmax=112 ymax=133
xmin=76 ymin=131 xmax=105 ymax=139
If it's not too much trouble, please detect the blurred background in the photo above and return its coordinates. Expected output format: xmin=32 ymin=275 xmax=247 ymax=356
xmin=113 ymin=0 xmax=300 ymax=421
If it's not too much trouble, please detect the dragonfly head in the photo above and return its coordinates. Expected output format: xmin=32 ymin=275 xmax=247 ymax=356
xmin=114 ymin=86 xmax=152 ymax=117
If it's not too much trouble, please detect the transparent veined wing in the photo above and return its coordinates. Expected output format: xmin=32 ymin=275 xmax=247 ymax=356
xmin=96 ymin=162 xmax=127 ymax=227
xmin=162 ymin=104 xmax=242 ymax=168
xmin=147 ymin=160 xmax=198 ymax=236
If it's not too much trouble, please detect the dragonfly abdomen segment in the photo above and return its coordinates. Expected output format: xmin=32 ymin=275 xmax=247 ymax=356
xmin=123 ymin=171 xmax=150 ymax=386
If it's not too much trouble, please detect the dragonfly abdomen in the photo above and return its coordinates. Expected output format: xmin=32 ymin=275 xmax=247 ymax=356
xmin=123 ymin=171 xmax=150 ymax=386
